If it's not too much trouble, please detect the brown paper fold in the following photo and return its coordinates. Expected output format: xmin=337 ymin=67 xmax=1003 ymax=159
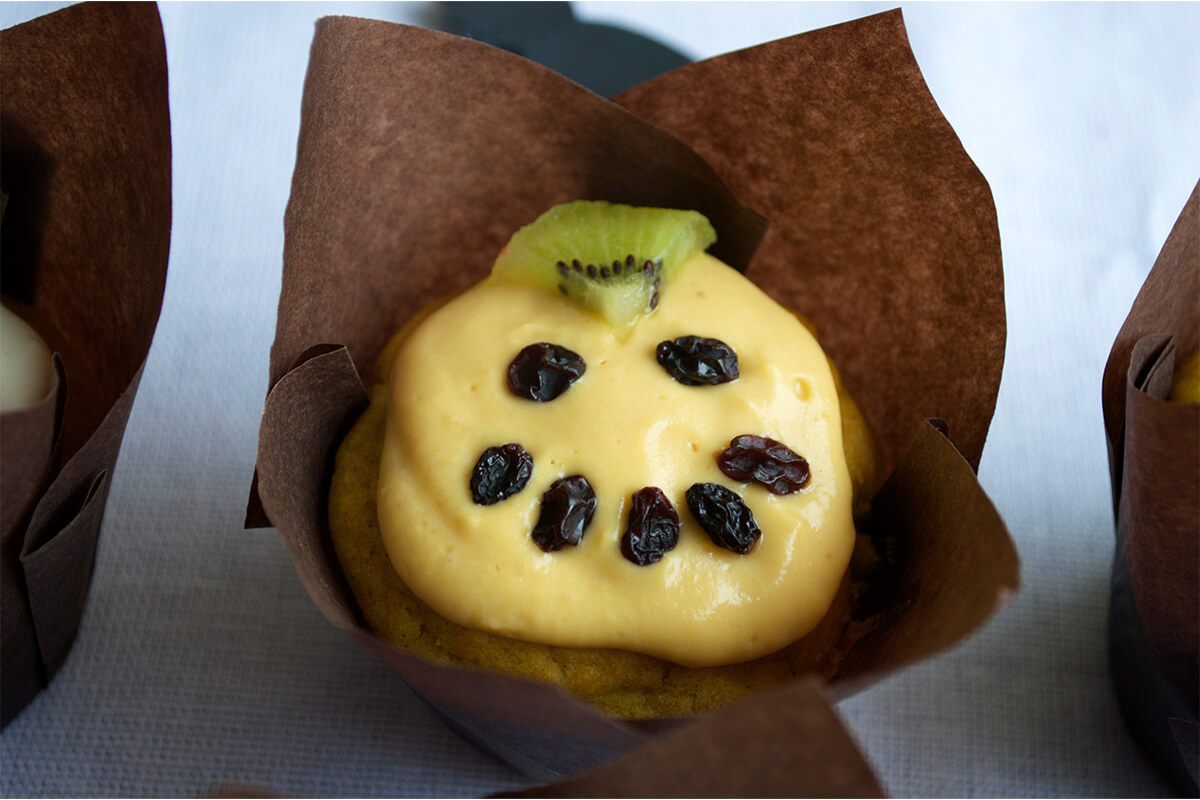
xmin=250 ymin=10 xmax=1017 ymax=787
xmin=1103 ymin=180 xmax=1200 ymax=793
xmin=0 ymin=356 xmax=64 ymax=542
xmin=497 ymin=681 xmax=884 ymax=798
xmin=0 ymin=356 xmax=65 ymax=727
xmin=0 ymin=2 xmax=171 ymax=727
xmin=266 ymin=14 xmax=767 ymax=398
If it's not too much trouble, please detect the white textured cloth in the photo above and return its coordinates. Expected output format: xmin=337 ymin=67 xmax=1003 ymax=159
xmin=2 ymin=2 xmax=1197 ymax=796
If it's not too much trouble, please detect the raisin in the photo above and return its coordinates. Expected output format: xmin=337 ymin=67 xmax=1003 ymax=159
xmin=531 ymin=475 xmax=597 ymax=551
xmin=685 ymin=483 xmax=760 ymax=554
xmin=470 ymin=444 xmax=533 ymax=505
xmin=655 ymin=336 xmax=739 ymax=386
xmin=507 ymin=343 xmax=586 ymax=401
xmin=717 ymin=434 xmax=810 ymax=494
xmin=621 ymin=487 xmax=680 ymax=566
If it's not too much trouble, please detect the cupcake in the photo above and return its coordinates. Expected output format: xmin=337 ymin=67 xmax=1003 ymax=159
xmin=250 ymin=10 xmax=1017 ymax=781
xmin=0 ymin=3 xmax=170 ymax=728
xmin=1102 ymin=179 xmax=1199 ymax=794
xmin=328 ymin=200 xmax=885 ymax=718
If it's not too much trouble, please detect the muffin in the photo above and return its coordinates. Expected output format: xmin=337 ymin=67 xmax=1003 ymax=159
xmin=0 ymin=2 xmax=170 ymax=728
xmin=1103 ymin=181 xmax=1199 ymax=794
xmin=252 ymin=11 xmax=1015 ymax=778
xmin=327 ymin=201 xmax=883 ymax=718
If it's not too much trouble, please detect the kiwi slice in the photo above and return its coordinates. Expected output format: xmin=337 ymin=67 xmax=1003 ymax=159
xmin=491 ymin=201 xmax=717 ymax=327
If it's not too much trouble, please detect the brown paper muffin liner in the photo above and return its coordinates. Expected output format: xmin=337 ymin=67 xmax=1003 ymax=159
xmin=248 ymin=10 xmax=1018 ymax=789
xmin=0 ymin=2 xmax=171 ymax=728
xmin=1102 ymin=179 xmax=1200 ymax=793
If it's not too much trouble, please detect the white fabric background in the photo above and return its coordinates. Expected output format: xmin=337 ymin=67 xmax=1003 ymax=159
xmin=1 ymin=2 xmax=1197 ymax=796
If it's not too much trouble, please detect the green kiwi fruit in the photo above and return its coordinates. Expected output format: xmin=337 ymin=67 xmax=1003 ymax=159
xmin=491 ymin=201 xmax=717 ymax=327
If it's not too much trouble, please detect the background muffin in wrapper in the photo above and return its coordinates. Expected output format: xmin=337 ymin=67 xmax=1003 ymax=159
xmin=0 ymin=3 xmax=171 ymax=728
xmin=1102 ymin=180 xmax=1199 ymax=793
xmin=248 ymin=10 xmax=1018 ymax=789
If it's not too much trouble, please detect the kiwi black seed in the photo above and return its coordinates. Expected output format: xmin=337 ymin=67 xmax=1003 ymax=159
xmin=490 ymin=201 xmax=717 ymax=327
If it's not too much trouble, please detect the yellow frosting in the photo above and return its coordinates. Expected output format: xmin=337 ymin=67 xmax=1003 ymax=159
xmin=1 ymin=303 xmax=53 ymax=413
xmin=378 ymin=252 xmax=856 ymax=668
xmin=1169 ymin=347 xmax=1200 ymax=404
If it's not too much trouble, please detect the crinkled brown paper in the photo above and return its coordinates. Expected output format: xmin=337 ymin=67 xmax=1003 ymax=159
xmin=248 ymin=10 xmax=1018 ymax=792
xmin=1102 ymin=179 xmax=1199 ymax=793
xmin=0 ymin=3 xmax=171 ymax=728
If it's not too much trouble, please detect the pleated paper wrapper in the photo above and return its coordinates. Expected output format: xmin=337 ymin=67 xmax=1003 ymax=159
xmin=0 ymin=2 xmax=171 ymax=728
xmin=1102 ymin=179 xmax=1199 ymax=794
xmin=247 ymin=11 xmax=1018 ymax=794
